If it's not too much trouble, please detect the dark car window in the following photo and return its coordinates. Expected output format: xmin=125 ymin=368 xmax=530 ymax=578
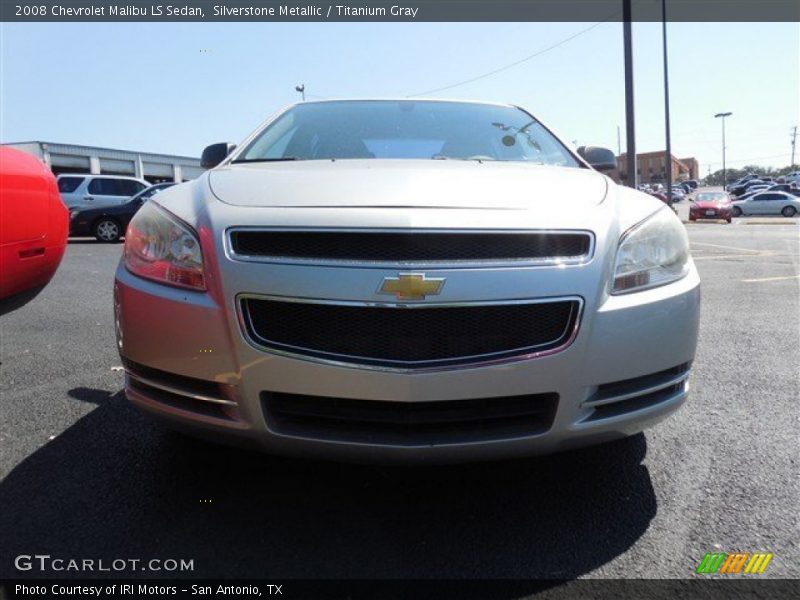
xmin=88 ymin=178 xmax=122 ymax=195
xmin=237 ymin=100 xmax=580 ymax=167
xmin=120 ymin=180 xmax=147 ymax=196
xmin=58 ymin=176 xmax=84 ymax=193
xmin=88 ymin=178 xmax=144 ymax=196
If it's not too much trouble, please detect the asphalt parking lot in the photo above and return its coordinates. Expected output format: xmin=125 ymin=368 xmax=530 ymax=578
xmin=1 ymin=222 xmax=798 ymax=581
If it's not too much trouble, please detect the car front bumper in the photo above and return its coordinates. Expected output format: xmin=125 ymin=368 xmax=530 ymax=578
xmin=114 ymin=255 xmax=700 ymax=464
xmin=690 ymin=207 xmax=732 ymax=220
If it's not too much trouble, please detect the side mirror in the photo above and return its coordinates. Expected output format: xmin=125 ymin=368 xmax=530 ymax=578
xmin=201 ymin=142 xmax=237 ymax=169
xmin=577 ymin=146 xmax=617 ymax=172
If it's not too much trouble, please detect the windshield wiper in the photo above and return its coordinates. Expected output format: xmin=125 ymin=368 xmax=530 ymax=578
xmin=231 ymin=156 xmax=301 ymax=163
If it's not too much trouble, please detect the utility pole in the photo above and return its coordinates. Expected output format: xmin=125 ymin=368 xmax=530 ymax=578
xmin=791 ymin=126 xmax=798 ymax=168
xmin=623 ymin=0 xmax=637 ymax=188
xmin=662 ymin=0 xmax=673 ymax=207
xmin=714 ymin=112 xmax=732 ymax=189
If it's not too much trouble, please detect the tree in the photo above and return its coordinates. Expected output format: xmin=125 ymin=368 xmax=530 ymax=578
xmin=702 ymin=164 xmax=797 ymax=186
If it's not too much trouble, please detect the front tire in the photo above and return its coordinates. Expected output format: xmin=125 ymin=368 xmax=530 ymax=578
xmin=781 ymin=206 xmax=797 ymax=217
xmin=94 ymin=218 xmax=122 ymax=243
xmin=731 ymin=206 xmax=742 ymax=218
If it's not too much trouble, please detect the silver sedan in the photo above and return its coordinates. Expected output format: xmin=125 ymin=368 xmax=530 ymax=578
xmin=731 ymin=191 xmax=800 ymax=217
xmin=114 ymin=99 xmax=700 ymax=463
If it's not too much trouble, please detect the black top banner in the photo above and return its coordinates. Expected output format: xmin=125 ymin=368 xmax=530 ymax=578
xmin=2 ymin=0 xmax=800 ymax=22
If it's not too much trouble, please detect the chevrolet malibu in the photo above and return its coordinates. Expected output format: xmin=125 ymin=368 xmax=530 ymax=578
xmin=114 ymin=99 xmax=700 ymax=463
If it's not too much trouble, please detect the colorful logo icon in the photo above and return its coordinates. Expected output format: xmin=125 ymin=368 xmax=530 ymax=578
xmin=696 ymin=552 xmax=773 ymax=574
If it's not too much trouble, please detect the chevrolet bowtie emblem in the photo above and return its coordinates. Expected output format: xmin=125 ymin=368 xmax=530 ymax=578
xmin=378 ymin=273 xmax=446 ymax=301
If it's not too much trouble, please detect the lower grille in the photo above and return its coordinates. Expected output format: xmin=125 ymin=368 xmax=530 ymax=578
xmin=262 ymin=391 xmax=558 ymax=445
xmin=584 ymin=362 xmax=691 ymax=421
xmin=123 ymin=358 xmax=237 ymax=420
xmin=241 ymin=297 xmax=580 ymax=369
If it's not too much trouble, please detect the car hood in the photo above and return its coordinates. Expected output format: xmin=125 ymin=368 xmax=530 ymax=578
xmin=693 ymin=200 xmax=730 ymax=209
xmin=207 ymin=160 xmax=608 ymax=210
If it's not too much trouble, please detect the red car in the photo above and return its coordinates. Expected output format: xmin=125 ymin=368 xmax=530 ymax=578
xmin=0 ymin=146 xmax=68 ymax=313
xmin=689 ymin=191 xmax=733 ymax=223
xmin=649 ymin=191 xmax=668 ymax=204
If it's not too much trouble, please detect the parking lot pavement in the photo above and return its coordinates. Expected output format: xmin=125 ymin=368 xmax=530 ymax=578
xmin=1 ymin=225 xmax=798 ymax=580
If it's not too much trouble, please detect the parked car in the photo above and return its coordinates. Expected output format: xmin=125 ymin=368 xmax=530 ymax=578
xmin=736 ymin=184 xmax=771 ymax=199
xmin=783 ymin=171 xmax=800 ymax=184
xmin=731 ymin=192 xmax=800 ymax=217
xmin=682 ymin=180 xmax=699 ymax=190
xmin=69 ymin=182 xmax=177 ymax=242
xmin=0 ymin=146 xmax=68 ymax=314
xmin=669 ymin=187 xmax=686 ymax=202
xmin=730 ymin=179 xmax=766 ymax=197
xmin=763 ymin=183 xmax=798 ymax=196
xmin=114 ymin=99 xmax=700 ymax=463
xmin=689 ymin=191 xmax=733 ymax=223
xmin=57 ymin=174 xmax=149 ymax=210
xmin=649 ymin=191 xmax=668 ymax=204
xmin=727 ymin=174 xmax=758 ymax=192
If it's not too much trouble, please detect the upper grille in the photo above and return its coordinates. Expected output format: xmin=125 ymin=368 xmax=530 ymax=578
xmin=241 ymin=297 xmax=580 ymax=369
xmin=229 ymin=230 xmax=592 ymax=264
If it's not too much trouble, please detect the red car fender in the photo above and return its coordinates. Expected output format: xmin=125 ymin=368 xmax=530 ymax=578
xmin=0 ymin=146 xmax=68 ymax=305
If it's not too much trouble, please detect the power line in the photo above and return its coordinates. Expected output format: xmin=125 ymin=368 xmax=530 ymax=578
xmin=406 ymin=19 xmax=616 ymax=98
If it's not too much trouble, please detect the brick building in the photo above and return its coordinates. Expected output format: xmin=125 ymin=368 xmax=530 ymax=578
xmin=612 ymin=151 xmax=699 ymax=184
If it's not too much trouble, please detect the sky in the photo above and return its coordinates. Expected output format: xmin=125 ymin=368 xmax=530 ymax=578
xmin=1 ymin=21 xmax=798 ymax=173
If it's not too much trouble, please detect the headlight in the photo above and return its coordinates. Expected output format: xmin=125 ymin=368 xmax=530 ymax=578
xmin=69 ymin=209 xmax=79 ymax=220
xmin=612 ymin=207 xmax=689 ymax=294
xmin=123 ymin=202 xmax=205 ymax=290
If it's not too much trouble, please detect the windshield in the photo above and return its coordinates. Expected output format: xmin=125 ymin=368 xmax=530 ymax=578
xmin=696 ymin=192 xmax=729 ymax=202
xmin=235 ymin=100 xmax=580 ymax=166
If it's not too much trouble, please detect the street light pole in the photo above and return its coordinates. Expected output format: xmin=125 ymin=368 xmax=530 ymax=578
xmin=623 ymin=0 xmax=637 ymax=188
xmin=662 ymin=0 xmax=673 ymax=207
xmin=714 ymin=112 xmax=732 ymax=188
xmin=295 ymin=84 xmax=306 ymax=101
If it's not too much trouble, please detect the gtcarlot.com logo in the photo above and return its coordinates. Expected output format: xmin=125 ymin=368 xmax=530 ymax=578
xmin=15 ymin=554 xmax=194 ymax=572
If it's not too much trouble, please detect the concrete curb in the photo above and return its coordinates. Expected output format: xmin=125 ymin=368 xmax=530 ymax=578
xmin=683 ymin=219 xmax=798 ymax=226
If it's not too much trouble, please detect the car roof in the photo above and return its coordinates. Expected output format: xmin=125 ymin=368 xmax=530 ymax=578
xmin=294 ymin=97 xmax=516 ymax=109
xmin=57 ymin=173 xmax=146 ymax=181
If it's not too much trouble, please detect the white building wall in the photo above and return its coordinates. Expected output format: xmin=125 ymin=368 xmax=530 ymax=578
xmin=4 ymin=141 xmax=204 ymax=182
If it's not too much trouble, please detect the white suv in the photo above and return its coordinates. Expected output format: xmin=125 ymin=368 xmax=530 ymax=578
xmin=57 ymin=174 xmax=150 ymax=210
